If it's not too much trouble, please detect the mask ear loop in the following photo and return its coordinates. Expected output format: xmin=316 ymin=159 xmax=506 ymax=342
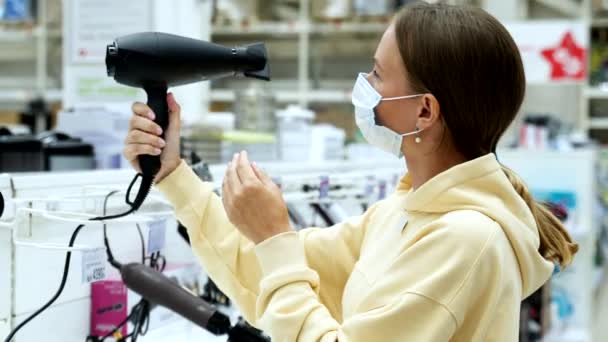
xmin=382 ymin=94 xmax=425 ymax=101
xmin=382 ymin=93 xmax=425 ymax=143
xmin=399 ymin=127 xmax=424 ymax=140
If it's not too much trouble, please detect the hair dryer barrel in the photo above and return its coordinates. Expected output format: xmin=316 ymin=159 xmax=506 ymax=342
xmin=106 ymin=32 xmax=270 ymax=88
xmin=119 ymin=263 xmax=231 ymax=335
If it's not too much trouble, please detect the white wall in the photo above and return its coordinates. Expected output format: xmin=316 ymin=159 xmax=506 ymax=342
xmin=62 ymin=0 xmax=212 ymax=123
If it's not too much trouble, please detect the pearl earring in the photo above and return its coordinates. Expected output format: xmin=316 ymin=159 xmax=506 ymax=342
xmin=415 ymin=127 xmax=422 ymax=144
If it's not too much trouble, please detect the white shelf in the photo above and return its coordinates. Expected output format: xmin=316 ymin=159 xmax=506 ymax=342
xmin=0 ymin=29 xmax=35 ymax=42
xmin=588 ymin=118 xmax=608 ymax=129
xmin=212 ymin=21 xmax=386 ymax=36
xmin=592 ymin=17 xmax=608 ymax=27
xmin=0 ymin=88 xmax=62 ymax=103
xmin=307 ymin=89 xmax=352 ymax=102
xmin=0 ymin=27 xmax=61 ymax=42
xmin=535 ymin=0 xmax=582 ymax=16
xmin=313 ymin=22 xmax=386 ymax=34
xmin=583 ymin=87 xmax=608 ymax=99
xmin=211 ymin=89 xmax=351 ymax=103
xmin=212 ymin=22 xmax=303 ymax=36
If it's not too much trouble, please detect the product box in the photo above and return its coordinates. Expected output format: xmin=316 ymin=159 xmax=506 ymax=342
xmin=90 ymin=280 xmax=128 ymax=338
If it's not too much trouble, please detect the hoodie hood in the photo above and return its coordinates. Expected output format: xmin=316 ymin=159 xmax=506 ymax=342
xmin=399 ymin=153 xmax=554 ymax=297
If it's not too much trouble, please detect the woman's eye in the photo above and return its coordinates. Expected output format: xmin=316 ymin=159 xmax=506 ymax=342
xmin=373 ymin=69 xmax=381 ymax=79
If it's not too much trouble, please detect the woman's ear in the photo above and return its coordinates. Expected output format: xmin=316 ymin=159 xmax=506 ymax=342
xmin=416 ymin=94 xmax=440 ymax=130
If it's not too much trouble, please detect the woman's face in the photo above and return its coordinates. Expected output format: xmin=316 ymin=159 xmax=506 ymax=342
xmin=369 ymin=25 xmax=421 ymax=147
xmin=369 ymin=25 xmax=440 ymax=158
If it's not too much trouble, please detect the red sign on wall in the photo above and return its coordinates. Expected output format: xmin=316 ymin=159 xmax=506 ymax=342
xmin=541 ymin=31 xmax=586 ymax=81
xmin=506 ymin=21 xmax=588 ymax=83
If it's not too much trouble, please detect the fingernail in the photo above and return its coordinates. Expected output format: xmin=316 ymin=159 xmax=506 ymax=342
xmin=147 ymin=111 xmax=155 ymax=120
xmin=154 ymin=148 xmax=162 ymax=155
xmin=156 ymin=127 xmax=163 ymax=135
xmin=159 ymin=139 xmax=166 ymax=147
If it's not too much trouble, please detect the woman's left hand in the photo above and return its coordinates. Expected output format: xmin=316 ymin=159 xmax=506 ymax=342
xmin=221 ymin=151 xmax=292 ymax=244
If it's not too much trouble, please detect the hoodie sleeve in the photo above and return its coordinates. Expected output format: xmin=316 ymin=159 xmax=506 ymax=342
xmin=155 ymin=160 xmax=374 ymax=324
xmin=252 ymin=210 xmax=501 ymax=341
xmin=254 ymin=231 xmax=458 ymax=341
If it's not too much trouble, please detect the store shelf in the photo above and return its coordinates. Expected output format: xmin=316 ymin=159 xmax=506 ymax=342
xmin=211 ymin=88 xmax=351 ymax=103
xmin=307 ymin=89 xmax=352 ymax=102
xmin=212 ymin=21 xmax=386 ymax=36
xmin=535 ymin=0 xmax=582 ymax=17
xmin=583 ymin=87 xmax=608 ymax=99
xmin=0 ymin=88 xmax=62 ymax=103
xmin=0 ymin=27 xmax=61 ymax=42
xmin=312 ymin=22 xmax=386 ymax=35
xmin=592 ymin=17 xmax=608 ymax=27
xmin=212 ymin=22 xmax=303 ymax=36
xmin=0 ymin=29 xmax=35 ymax=42
xmin=589 ymin=118 xmax=608 ymax=129
xmin=0 ymin=77 xmax=43 ymax=88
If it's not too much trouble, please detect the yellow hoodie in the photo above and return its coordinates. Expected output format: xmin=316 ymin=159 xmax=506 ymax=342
xmin=156 ymin=153 xmax=554 ymax=341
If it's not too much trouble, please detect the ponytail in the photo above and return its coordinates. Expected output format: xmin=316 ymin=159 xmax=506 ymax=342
xmin=501 ymin=166 xmax=579 ymax=268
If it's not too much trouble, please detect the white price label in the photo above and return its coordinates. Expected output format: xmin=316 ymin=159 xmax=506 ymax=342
xmin=82 ymin=249 xmax=107 ymax=284
xmin=319 ymin=176 xmax=330 ymax=199
xmin=148 ymin=219 xmax=167 ymax=254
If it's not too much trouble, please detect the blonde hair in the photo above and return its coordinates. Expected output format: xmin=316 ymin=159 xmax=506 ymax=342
xmin=502 ymin=166 xmax=579 ymax=268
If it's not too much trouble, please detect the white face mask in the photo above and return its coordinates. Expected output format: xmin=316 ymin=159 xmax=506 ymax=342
xmin=351 ymin=72 xmax=424 ymax=158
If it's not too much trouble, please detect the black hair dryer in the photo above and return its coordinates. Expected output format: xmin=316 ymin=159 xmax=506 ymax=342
xmin=106 ymin=32 xmax=270 ymax=179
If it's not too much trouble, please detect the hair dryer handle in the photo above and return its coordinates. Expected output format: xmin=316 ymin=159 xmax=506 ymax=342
xmin=139 ymin=85 xmax=169 ymax=177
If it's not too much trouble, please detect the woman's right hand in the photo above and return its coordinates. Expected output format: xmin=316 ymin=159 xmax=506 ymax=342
xmin=124 ymin=92 xmax=182 ymax=183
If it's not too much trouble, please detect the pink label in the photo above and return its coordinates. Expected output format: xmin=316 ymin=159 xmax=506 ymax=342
xmin=91 ymin=280 xmax=128 ymax=337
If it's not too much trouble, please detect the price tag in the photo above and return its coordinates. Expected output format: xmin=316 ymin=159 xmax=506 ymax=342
xmin=392 ymin=174 xmax=400 ymax=188
xmin=378 ymin=180 xmax=387 ymax=200
xmin=82 ymin=249 xmax=107 ymax=284
xmin=364 ymin=176 xmax=375 ymax=197
xmin=319 ymin=176 xmax=330 ymax=199
xmin=148 ymin=219 xmax=167 ymax=255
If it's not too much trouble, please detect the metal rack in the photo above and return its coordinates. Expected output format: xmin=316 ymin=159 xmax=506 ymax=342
xmin=581 ymin=6 xmax=608 ymax=140
xmin=0 ymin=0 xmax=62 ymax=108
xmin=209 ymin=0 xmax=598 ymax=109
xmin=209 ymin=0 xmax=395 ymax=107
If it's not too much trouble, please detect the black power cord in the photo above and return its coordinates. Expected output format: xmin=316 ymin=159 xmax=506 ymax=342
xmin=94 ymin=251 xmax=166 ymax=342
xmin=89 ymin=173 xmax=155 ymax=222
xmin=5 ymin=188 xmax=160 ymax=342
xmin=92 ymin=190 xmax=166 ymax=342
xmin=4 ymin=224 xmax=86 ymax=342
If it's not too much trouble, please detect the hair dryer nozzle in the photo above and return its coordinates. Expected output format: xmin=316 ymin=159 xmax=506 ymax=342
xmin=237 ymin=42 xmax=271 ymax=81
xmin=106 ymin=41 xmax=118 ymax=77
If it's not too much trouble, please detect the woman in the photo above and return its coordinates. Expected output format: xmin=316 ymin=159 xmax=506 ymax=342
xmin=124 ymin=3 xmax=578 ymax=341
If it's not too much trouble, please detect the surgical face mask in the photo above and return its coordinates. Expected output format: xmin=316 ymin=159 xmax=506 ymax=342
xmin=352 ymin=72 xmax=424 ymax=158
